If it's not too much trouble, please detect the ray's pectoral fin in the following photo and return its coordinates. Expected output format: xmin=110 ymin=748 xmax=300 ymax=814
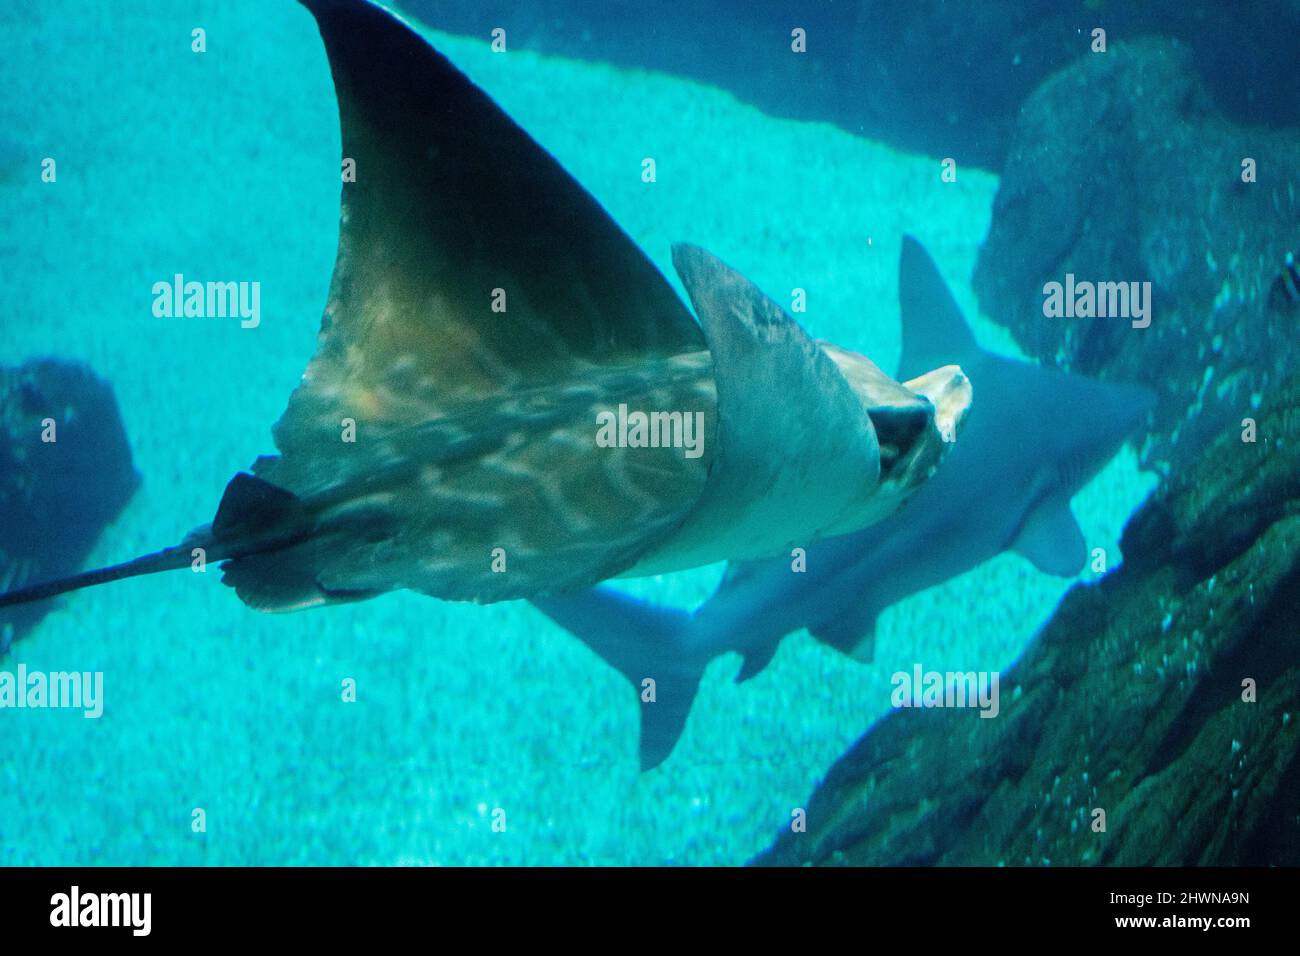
xmin=280 ymin=0 xmax=705 ymax=483
xmin=1013 ymin=498 xmax=1087 ymax=577
xmin=636 ymin=245 xmax=884 ymax=569
xmin=225 ymin=0 xmax=719 ymax=605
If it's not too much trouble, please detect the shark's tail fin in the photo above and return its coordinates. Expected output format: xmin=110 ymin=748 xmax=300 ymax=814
xmin=531 ymin=588 xmax=704 ymax=771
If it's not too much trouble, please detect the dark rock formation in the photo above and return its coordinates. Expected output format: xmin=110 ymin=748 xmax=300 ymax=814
xmin=0 ymin=359 xmax=139 ymax=653
xmin=754 ymin=370 xmax=1300 ymax=866
xmin=972 ymin=39 xmax=1300 ymax=476
xmin=407 ymin=0 xmax=1300 ymax=171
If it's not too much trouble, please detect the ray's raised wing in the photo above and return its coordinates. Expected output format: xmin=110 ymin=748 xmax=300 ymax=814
xmin=232 ymin=0 xmax=716 ymax=605
xmin=270 ymin=0 xmax=706 ymax=485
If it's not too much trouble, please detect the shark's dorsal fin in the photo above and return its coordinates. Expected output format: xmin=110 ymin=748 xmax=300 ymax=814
xmin=1013 ymin=497 xmax=1087 ymax=577
xmin=897 ymin=235 xmax=979 ymax=381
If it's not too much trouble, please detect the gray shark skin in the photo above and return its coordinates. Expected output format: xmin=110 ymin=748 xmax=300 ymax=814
xmin=532 ymin=236 xmax=1156 ymax=770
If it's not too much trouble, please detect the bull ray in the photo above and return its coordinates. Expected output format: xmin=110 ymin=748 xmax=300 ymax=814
xmin=0 ymin=1 xmax=968 ymax=628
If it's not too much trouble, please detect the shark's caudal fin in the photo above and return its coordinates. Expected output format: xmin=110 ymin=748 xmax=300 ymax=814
xmin=530 ymin=589 xmax=704 ymax=771
xmin=897 ymin=235 xmax=980 ymax=381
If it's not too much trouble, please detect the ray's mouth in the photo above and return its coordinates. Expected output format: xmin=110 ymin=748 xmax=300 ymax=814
xmin=869 ymin=404 xmax=932 ymax=477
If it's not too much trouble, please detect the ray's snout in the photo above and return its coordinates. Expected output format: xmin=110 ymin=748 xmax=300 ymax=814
xmin=906 ymin=364 xmax=973 ymax=445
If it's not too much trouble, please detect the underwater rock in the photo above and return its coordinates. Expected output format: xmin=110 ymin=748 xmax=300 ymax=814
xmin=0 ymin=359 xmax=139 ymax=652
xmin=972 ymin=38 xmax=1300 ymax=476
xmin=754 ymin=369 xmax=1300 ymax=866
xmin=411 ymin=0 xmax=1300 ymax=171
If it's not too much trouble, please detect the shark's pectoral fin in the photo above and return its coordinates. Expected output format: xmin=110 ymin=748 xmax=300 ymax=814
xmin=1014 ymin=498 xmax=1087 ymax=577
xmin=809 ymin=607 xmax=880 ymax=662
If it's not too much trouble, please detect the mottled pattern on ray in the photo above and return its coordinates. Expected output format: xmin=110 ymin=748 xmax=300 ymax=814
xmin=244 ymin=0 xmax=717 ymax=602
xmin=240 ymin=354 xmax=718 ymax=605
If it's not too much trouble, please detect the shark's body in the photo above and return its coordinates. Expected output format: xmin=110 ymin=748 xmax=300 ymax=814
xmin=533 ymin=237 xmax=1155 ymax=769
xmin=0 ymin=3 xmax=968 ymax=628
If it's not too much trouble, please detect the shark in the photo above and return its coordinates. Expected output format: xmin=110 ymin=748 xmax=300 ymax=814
xmin=0 ymin=3 xmax=969 ymax=628
xmin=532 ymin=236 xmax=1156 ymax=769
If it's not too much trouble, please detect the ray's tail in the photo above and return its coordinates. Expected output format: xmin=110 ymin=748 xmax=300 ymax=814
xmin=0 ymin=544 xmax=198 ymax=609
xmin=530 ymin=588 xmax=704 ymax=771
xmin=0 ymin=472 xmax=309 ymax=613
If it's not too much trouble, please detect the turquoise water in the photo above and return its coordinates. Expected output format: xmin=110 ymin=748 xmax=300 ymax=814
xmin=0 ymin=1 xmax=1153 ymax=865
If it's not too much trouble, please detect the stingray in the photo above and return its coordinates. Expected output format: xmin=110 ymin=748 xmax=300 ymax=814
xmin=0 ymin=359 xmax=140 ymax=652
xmin=0 ymin=0 xmax=969 ymax=619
